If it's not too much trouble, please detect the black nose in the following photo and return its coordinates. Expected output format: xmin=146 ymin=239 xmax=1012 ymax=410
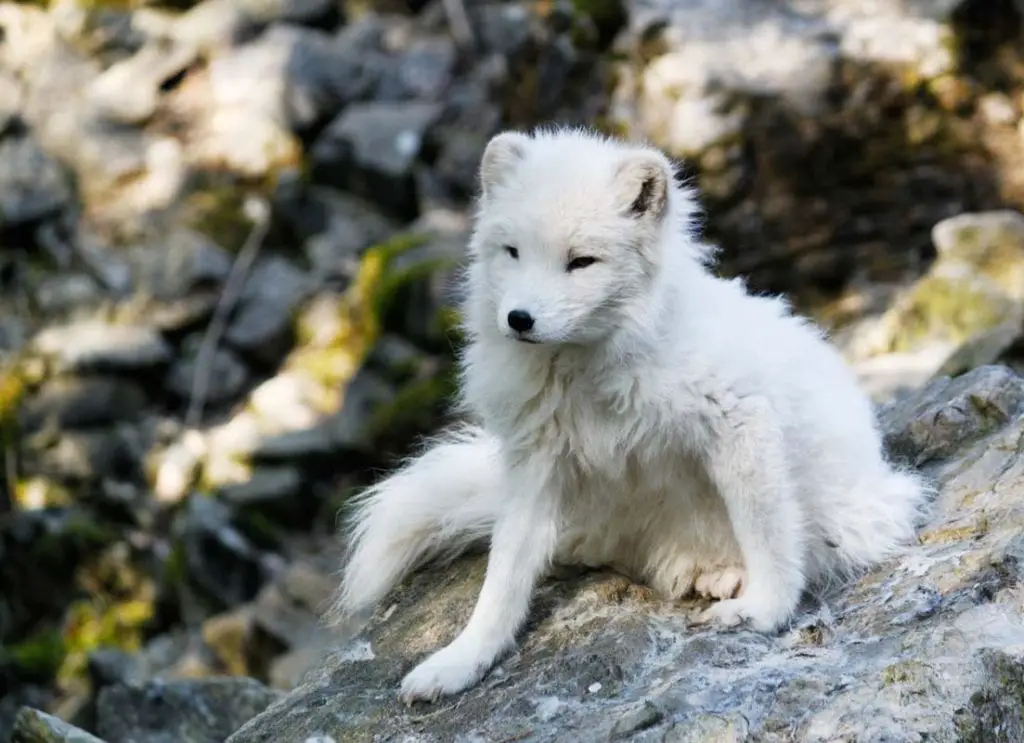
xmin=507 ymin=309 xmax=534 ymax=333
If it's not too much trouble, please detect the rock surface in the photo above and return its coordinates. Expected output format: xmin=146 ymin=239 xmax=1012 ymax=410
xmin=227 ymin=364 xmax=1024 ymax=741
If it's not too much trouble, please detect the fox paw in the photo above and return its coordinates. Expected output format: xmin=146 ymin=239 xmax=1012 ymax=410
xmin=694 ymin=566 xmax=745 ymax=600
xmin=400 ymin=641 xmax=491 ymax=705
xmin=698 ymin=593 xmax=793 ymax=633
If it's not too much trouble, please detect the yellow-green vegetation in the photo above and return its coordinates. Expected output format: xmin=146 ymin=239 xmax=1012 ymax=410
xmin=56 ymin=543 xmax=158 ymax=693
xmin=882 ymin=273 xmax=1017 ymax=353
xmin=0 ymin=363 xmax=24 ymax=506
xmin=367 ymin=372 xmax=457 ymax=447
xmin=4 ymin=627 xmax=67 ymax=682
xmin=181 ymin=182 xmax=260 ymax=255
xmin=288 ymin=232 xmax=431 ymax=411
xmin=881 ymin=660 xmax=932 ymax=687
xmin=918 ymin=515 xmax=990 ymax=545
xmin=13 ymin=477 xmax=74 ymax=510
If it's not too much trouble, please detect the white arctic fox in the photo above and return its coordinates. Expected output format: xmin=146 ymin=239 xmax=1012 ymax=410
xmin=328 ymin=127 xmax=928 ymax=704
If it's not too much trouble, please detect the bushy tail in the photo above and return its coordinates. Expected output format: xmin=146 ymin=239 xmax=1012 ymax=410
xmin=826 ymin=465 xmax=935 ymax=580
xmin=325 ymin=425 xmax=504 ymax=625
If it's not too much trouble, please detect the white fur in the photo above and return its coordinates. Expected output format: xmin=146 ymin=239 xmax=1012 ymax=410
xmin=327 ymin=127 xmax=929 ymax=704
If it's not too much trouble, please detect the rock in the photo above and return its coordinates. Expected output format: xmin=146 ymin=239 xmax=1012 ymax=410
xmin=151 ymin=430 xmax=207 ymax=504
xmin=224 ymin=257 xmax=313 ymax=367
xmin=21 ymin=377 xmax=148 ymax=434
xmin=879 ymin=364 xmax=1024 ymax=468
xmin=87 ymin=649 xmax=142 ymax=690
xmin=0 ymin=135 xmax=73 ymax=230
xmin=11 ymin=707 xmax=107 ymax=743
xmin=204 ymin=25 xmax=375 ymax=137
xmin=34 ymin=274 xmax=105 ymax=317
xmin=604 ymin=0 xmax=1021 ymax=303
xmin=228 ymin=365 xmax=1024 ymax=742
xmin=95 ymin=677 xmax=280 ymax=743
xmin=609 ymin=700 xmax=664 ymax=739
xmin=34 ymin=428 xmax=143 ymax=485
xmin=177 ymin=495 xmax=279 ymax=611
xmin=132 ymin=228 xmax=234 ymax=301
xmin=309 ymin=101 xmax=443 ymax=219
xmin=663 ymin=713 xmax=749 ymax=742
xmin=166 ymin=345 xmax=250 ymax=407
xmin=372 ymin=34 xmax=457 ymax=103
xmin=200 ymin=606 xmax=281 ymax=679
xmin=87 ymin=38 xmax=197 ymax=125
xmin=217 ymin=465 xmax=308 ymax=528
xmin=251 ymin=561 xmax=335 ymax=650
xmin=32 ymin=322 xmax=173 ymax=375
xmin=274 ymin=187 xmax=399 ymax=283
xmin=847 ymin=210 xmax=1024 ymax=398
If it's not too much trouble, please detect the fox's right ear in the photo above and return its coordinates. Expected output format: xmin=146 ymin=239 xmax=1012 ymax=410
xmin=480 ymin=131 xmax=531 ymax=199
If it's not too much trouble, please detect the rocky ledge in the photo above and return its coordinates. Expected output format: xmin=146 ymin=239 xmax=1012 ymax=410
xmin=220 ymin=364 xmax=1024 ymax=743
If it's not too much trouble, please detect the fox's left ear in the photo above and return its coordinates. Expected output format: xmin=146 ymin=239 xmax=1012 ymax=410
xmin=614 ymin=151 xmax=671 ymax=221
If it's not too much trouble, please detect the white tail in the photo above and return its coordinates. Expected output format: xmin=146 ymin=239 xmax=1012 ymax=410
xmin=325 ymin=425 xmax=505 ymax=624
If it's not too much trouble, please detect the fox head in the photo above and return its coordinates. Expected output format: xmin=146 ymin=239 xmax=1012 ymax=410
xmin=463 ymin=127 xmax=703 ymax=348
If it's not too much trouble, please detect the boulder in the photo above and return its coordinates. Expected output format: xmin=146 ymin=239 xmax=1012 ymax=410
xmin=229 ymin=365 xmax=1024 ymax=742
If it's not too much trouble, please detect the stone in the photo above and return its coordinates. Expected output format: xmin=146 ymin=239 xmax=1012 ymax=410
xmin=87 ymin=38 xmax=197 ymax=125
xmin=32 ymin=322 xmax=173 ymax=375
xmin=132 ymin=228 xmax=234 ymax=301
xmin=21 ymin=378 xmax=148 ymax=434
xmin=151 ymin=430 xmax=207 ymax=504
xmin=95 ymin=677 xmax=280 ymax=743
xmin=228 ymin=365 xmax=1024 ymax=742
xmin=11 ymin=707 xmax=106 ymax=743
xmin=176 ymin=495 xmax=276 ymax=611
xmin=281 ymin=188 xmax=399 ymax=282
xmin=0 ymin=135 xmax=72 ymax=229
xmin=217 ymin=466 xmax=308 ymax=527
xmin=372 ymin=35 xmax=457 ymax=103
xmin=878 ymin=364 xmax=1024 ymax=468
xmin=251 ymin=561 xmax=335 ymax=650
xmin=225 ymin=257 xmax=313 ymax=366
xmin=205 ymin=25 xmax=374 ymax=137
xmin=309 ymin=101 xmax=443 ymax=219
xmin=34 ymin=428 xmax=143 ymax=485
xmin=166 ymin=346 xmax=250 ymax=407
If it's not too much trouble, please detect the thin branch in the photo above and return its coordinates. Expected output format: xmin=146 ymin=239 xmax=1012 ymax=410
xmin=442 ymin=0 xmax=475 ymax=52
xmin=184 ymin=197 xmax=270 ymax=429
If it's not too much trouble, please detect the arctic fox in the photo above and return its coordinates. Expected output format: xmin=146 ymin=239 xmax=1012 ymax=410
xmin=328 ymin=127 xmax=928 ymax=704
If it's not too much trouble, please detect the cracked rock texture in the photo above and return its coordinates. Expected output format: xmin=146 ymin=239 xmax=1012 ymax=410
xmin=228 ymin=365 xmax=1024 ymax=742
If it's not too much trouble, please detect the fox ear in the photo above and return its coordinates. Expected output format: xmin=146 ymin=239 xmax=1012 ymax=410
xmin=615 ymin=151 xmax=671 ymax=221
xmin=480 ymin=131 xmax=531 ymax=199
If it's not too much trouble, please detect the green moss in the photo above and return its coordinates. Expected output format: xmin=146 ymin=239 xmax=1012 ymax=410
xmin=885 ymin=273 xmax=1015 ymax=353
xmin=368 ymin=370 xmax=457 ymax=449
xmin=181 ymin=183 xmax=254 ymax=254
xmin=4 ymin=627 xmax=67 ymax=682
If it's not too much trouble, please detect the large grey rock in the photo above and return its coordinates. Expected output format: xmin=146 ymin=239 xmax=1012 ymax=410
xmin=32 ymin=322 xmax=172 ymax=374
xmin=95 ymin=677 xmax=279 ymax=743
xmin=166 ymin=345 xmax=250 ymax=407
xmin=21 ymin=377 xmax=148 ymax=434
xmin=11 ymin=707 xmax=106 ymax=743
xmin=0 ymin=135 xmax=72 ymax=229
xmin=228 ymin=365 xmax=1024 ymax=742
xmin=224 ymin=257 xmax=313 ymax=366
xmin=309 ymin=101 xmax=443 ymax=219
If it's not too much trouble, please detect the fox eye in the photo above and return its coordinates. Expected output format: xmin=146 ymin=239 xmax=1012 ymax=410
xmin=504 ymin=245 xmax=519 ymax=259
xmin=567 ymin=256 xmax=598 ymax=272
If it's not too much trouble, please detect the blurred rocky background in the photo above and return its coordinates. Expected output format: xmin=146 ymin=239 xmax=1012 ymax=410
xmin=2 ymin=0 xmax=1024 ymax=741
